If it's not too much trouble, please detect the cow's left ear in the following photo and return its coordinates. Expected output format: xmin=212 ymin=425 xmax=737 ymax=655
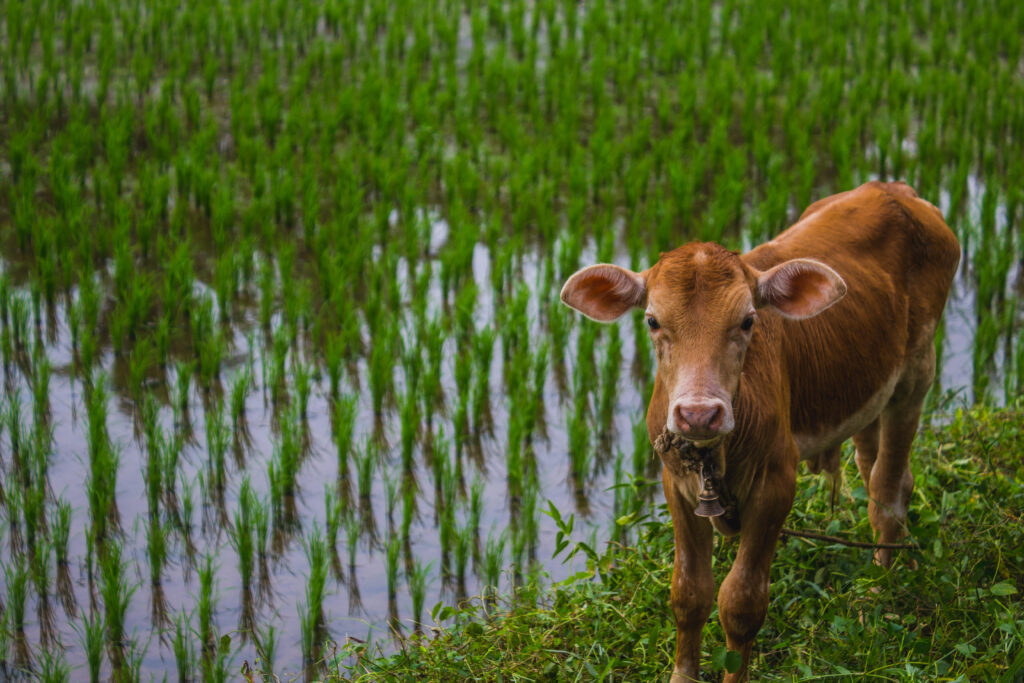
xmin=754 ymin=258 xmax=847 ymax=319
xmin=560 ymin=264 xmax=646 ymax=322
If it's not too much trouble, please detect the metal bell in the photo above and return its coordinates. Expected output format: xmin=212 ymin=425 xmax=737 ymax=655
xmin=694 ymin=489 xmax=725 ymax=518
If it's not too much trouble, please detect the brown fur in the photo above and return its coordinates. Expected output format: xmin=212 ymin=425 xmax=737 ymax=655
xmin=561 ymin=181 xmax=960 ymax=682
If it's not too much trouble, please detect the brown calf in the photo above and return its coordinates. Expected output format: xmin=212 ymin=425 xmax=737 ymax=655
xmin=560 ymin=182 xmax=960 ymax=681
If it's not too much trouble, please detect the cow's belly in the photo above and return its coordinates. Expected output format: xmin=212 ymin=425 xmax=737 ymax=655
xmin=793 ymin=370 xmax=901 ymax=460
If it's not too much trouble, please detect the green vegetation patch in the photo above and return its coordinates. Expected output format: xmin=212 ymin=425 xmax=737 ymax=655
xmin=332 ymin=404 xmax=1024 ymax=682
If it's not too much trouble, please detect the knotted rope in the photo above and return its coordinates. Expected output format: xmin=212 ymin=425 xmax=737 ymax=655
xmin=653 ymin=430 xmax=739 ymax=527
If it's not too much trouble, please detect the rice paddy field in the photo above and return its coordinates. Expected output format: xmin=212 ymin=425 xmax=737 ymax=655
xmin=1 ymin=0 xmax=1022 ymax=679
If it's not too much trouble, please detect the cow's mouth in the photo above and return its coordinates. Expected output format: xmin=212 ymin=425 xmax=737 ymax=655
xmin=686 ymin=435 xmax=724 ymax=448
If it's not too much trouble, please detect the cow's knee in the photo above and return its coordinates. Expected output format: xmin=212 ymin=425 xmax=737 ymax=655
xmin=717 ymin=571 xmax=769 ymax=646
xmin=868 ymin=466 xmax=913 ymax=526
xmin=671 ymin=570 xmax=714 ymax=631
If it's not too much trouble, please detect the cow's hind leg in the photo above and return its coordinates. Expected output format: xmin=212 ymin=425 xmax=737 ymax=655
xmin=868 ymin=345 xmax=935 ymax=566
xmin=852 ymin=419 xmax=879 ymax=492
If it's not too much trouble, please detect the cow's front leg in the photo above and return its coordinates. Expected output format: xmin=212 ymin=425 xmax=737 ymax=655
xmin=664 ymin=468 xmax=715 ymax=683
xmin=716 ymin=464 xmax=795 ymax=682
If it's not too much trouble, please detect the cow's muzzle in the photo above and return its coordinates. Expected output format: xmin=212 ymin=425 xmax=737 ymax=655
xmin=668 ymin=398 xmax=733 ymax=440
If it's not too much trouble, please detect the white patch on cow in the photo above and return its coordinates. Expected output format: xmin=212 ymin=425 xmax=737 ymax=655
xmin=672 ymin=471 xmax=702 ymax=509
xmin=793 ymin=370 xmax=901 ymax=459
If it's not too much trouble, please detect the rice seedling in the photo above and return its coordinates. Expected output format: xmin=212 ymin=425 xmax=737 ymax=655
xmin=0 ymin=317 xmax=13 ymax=375
xmin=53 ymin=499 xmax=76 ymax=617
xmin=520 ymin=479 xmax=540 ymax=567
xmin=4 ymin=388 xmax=24 ymax=469
xmin=196 ymin=324 xmax=227 ymax=394
xmin=85 ymin=379 xmax=119 ymax=545
xmin=385 ymin=530 xmax=402 ymax=633
xmin=258 ymin=258 xmax=276 ymax=330
xmin=344 ymin=506 xmax=362 ymax=570
xmin=268 ymin=323 xmax=291 ymax=409
xmin=421 ymin=317 xmax=445 ymax=424
xmin=8 ymin=294 xmax=30 ymax=356
xmin=567 ymin=399 xmax=592 ymax=504
xmin=293 ymin=357 xmax=312 ymax=419
xmin=31 ymin=351 xmax=51 ymax=424
xmin=229 ymin=366 xmax=253 ymax=434
xmin=22 ymin=469 xmax=46 ymax=551
xmin=146 ymin=517 xmax=169 ymax=611
xmin=510 ymin=523 xmax=528 ymax=590
xmin=173 ymin=362 xmax=194 ymax=429
xmin=384 ymin=470 xmax=401 ymax=532
xmin=98 ymin=541 xmax=135 ymax=671
xmin=268 ymin=406 xmax=303 ymax=524
xmin=598 ymin=325 xmax=623 ymax=431
xmin=140 ymin=397 xmax=164 ymax=521
xmin=324 ymin=333 xmax=346 ymax=400
xmin=205 ymin=398 xmax=230 ymax=496
xmin=483 ymin=530 xmax=506 ymax=605
xmin=324 ymin=483 xmax=343 ymax=550
xmin=5 ymin=557 xmax=30 ymax=668
xmin=452 ymin=392 xmax=471 ymax=458
xmin=31 ymin=536 xmax=56 ymax=646
xmin=408 ymin=559 xmax=432 ymax=634
xmin=300 ymin=525 xmax=329 ymax=670
xmin=77 ymin=609 xmax=106 ymax=683
xmin=368 ymin=328 xmax=399 ymax=418
xmin=232 ymin=475 xmax=258 ymax=598
xmin=258 ymin=626 xmax=282 ymax=683
xmin=355 ymin=439 xmax=377 ymax=515
xmin=197 ymin=554 xmax=217 ymax=676
xmin=123 ymin=637 xmax=150 ymax=683
xmin=399 ymin=388 xmax=419 ymax=478
xmin=529 ymin=341 xmax=549 ymax=434
xmin=178 ymin=474 xmax=196 ymax=562
xmin=332 ymin=394 xmax=356 ymax=496
xmin=573 ymin=321 xmax=598 ymax=399
xmin=471 ymin=325 xmax=496 ymax=431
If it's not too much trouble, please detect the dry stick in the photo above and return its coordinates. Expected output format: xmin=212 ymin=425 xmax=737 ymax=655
xmin=779 ymin=528 xmax=918 ymax=550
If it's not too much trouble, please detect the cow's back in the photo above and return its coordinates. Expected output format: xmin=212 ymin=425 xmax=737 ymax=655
xmin=742 ymin=181 xmax=960 ymax=446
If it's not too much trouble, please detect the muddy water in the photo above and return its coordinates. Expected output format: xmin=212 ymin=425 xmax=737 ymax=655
xmin=0 ymin=233 xmax=652 ymax=677
xmin=0 ymin=187 xmax=1019 ymax=678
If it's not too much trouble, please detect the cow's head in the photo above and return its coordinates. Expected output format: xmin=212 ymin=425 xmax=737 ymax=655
xmin=560 ymin=243 xmax=846 ymax=442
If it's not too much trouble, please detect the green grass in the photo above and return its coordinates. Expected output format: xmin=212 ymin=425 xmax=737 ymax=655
xmin=332 ymin=403 xmax=1024 ymax=682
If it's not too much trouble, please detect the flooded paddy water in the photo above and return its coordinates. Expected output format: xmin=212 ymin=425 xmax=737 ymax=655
xmin=1 ymin=0 xmax=1023 ymax=679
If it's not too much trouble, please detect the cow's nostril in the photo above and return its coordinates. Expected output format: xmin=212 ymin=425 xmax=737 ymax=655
xmin=673 ymin=403 xmax=691 ymax=432
xmin=706 ymin=404 xmax=722 ymax=430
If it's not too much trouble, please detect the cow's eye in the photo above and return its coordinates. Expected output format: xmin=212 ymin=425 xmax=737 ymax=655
xmin=647 ymin=316 xmax=660 ymax=331
xmin=740 ymin=316 xmax=755 ymax=332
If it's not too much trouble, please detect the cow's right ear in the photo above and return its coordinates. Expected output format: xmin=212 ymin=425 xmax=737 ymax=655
xmin=560 ymin=264 xmax=647 ymax=322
